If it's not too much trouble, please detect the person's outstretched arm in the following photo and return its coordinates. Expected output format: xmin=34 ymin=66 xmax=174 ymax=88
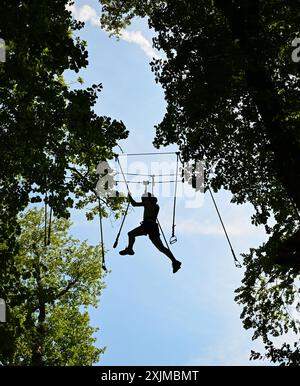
xmin=128 ymin=193 xmax=144 ymax=207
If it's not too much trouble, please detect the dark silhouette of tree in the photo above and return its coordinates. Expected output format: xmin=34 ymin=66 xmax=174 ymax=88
xmin=0 ymin=0 xmax=128 ymax=268
xmin=0 ymin=0 xmax=127 ymax=364
xmin=100 ymin=0 xmax=300 ymax=365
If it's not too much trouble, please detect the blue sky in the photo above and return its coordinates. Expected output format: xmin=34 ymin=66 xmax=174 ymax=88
xmin=66 ymin=0 xmax=270 ymax=365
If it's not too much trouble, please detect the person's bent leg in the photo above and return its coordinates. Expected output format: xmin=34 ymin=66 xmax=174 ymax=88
xmin=119 ymin=226 xmax=145 ymax=255
xmin=150 ymin=235 xmax=182 ymax=273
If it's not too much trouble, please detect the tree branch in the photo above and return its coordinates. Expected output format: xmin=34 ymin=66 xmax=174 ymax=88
xmin=55 ymin=278 xmax=79 ymax=299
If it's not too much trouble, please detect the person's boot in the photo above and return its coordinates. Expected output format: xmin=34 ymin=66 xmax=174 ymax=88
xmin=119 ymin=247 xmax=135 ymax=256
xmin=172 ymin=260 xmax=182 ymax=273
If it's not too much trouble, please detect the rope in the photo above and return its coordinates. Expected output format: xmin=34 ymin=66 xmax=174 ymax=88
xmin=207 ymin=187 xmax=242 ymax=268
xmin=151 ymin=175 xmax=155 ymax=195
xmin=116 ymin=151 xmax=178 ymax=157
xmin=114 ymin=179 xmax=181 ymax=184
xmin=115 ymin=155 xmax=130 ymax=193
xmin=115 ymin=172 xmax=177 ymax=177
xmin=98 ymin=198 xmax=107 ymax=271
xmin=113 ymin=200 xmax=130 ymax=248
xmin=44 ymin=188 xmax=53 ymax=247
xmin=290 ymin=199 xmax=300 ymax=222
xmin=44 ymin=191 xmax=48 ymax=247
xmin=170 ymin=153 xmax=180 ymax=244
xmin=157 ymin=219 xmax=171 ymax=251
xmin=47 ymin=204 xmax=53 ymax=246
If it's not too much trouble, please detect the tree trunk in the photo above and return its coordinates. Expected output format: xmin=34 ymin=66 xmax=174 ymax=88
xmin=31 ymin=302 xmax=46 ymax=366
xmin=31 ymin=252 xmax=46 ymax=366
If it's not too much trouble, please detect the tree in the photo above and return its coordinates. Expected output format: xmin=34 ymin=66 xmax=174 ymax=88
xmin=0 ymin=208 xmax=105 ymax=366
xmin=0 ymin=0 xmax=128 ymax=271
xmin=100 ymin=0 xmax=300 ymax=364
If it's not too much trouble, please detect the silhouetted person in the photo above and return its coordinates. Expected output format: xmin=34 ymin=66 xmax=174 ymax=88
xmin=119 ymin=192 xmax=182 ymax=273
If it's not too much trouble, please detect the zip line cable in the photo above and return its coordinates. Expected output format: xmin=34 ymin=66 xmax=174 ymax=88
xmin=115 ymin=172 xmax=177 ymax=177
xmin=114 ymin=180 xmax=181 ymax=184
xmin=115 ymin=151 xmax=178 ymax=157
xmin=207 ymin=186 xmax=242 ymax=268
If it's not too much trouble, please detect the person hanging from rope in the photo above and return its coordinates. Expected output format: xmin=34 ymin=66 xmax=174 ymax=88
xmin=119 ymin=192 xmax=182 ymax=273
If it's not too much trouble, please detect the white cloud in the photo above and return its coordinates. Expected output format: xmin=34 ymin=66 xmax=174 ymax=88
xmin=66 ymin=3 xmax=160 ymax=59
xmin=67 ymin=3 xmax=100 ymax=26
xmin=186 ymin=336 xmax=267 ymax=366
xmin=186 ymin=329 xmax=298 ymax=366
xmin=157 ymin=192 xmax=267 ymax=239
xmin=175 ymin=218 xmax=263 ymax=237
xmin=159 ymin=212 xmax=265 ymax=238
xmin=119 ymin=30 xmax=161 ymax=60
